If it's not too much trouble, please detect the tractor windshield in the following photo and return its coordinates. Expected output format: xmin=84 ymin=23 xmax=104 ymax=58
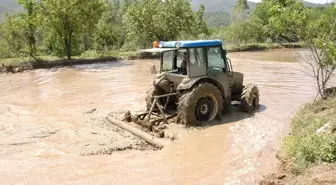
xmin=162 ymin=49 xmax=187 ymax=72
xmin=162 ymin=51 xmax=174 ymax=71
xmin=207 ymin=47 xmax=227 ymax=73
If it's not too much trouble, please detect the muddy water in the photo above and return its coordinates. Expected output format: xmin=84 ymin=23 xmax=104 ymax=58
xmin=0 ymin=49 xmax=318 ymax=184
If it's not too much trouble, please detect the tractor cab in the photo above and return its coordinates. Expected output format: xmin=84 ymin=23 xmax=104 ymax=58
xmin=141 ymin=40 xmax=233 ymax=79
xmin=140 ymin=40 xmax=235 ymax=90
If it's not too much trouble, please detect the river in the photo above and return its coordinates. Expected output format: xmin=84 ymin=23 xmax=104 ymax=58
xmin=0 ymin=48 xmax=317 ymax=184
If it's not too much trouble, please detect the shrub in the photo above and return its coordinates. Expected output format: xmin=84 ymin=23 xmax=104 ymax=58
xmin=282 ymin=97 xmax=336 ymax=171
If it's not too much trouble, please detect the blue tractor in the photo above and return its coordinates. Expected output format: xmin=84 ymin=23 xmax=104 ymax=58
xmin=140 ymin=40 xmax=260 ymax=126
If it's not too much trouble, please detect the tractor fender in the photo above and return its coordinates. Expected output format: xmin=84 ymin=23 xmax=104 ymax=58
xmin=177 ymin=77 xmax=225 ymax=97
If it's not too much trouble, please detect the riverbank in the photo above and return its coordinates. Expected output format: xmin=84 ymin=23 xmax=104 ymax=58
xmin=0 ymin=42 xmax=303 ymax=74
xmin=0 ymin=51 xmax=159 ymax=73
xmin=226 ymin=42 xmax=303 ymax=52
xmin=261 ymin=96 xmax=336 ymax=185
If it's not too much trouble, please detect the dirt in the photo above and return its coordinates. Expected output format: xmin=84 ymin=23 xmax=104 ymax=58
xmin=260 ymin=162 xmax=336 ymax=185
xmin=0 ymin=48 xmax=320 ymax=184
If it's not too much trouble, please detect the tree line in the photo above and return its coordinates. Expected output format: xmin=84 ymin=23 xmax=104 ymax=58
xmin=0 ymin=0 xmax=208 ymax=59
xmin=210 ymin=0 xmax=335 ymax=46
xmin=0 ymin=0 xmax=335 ymax=66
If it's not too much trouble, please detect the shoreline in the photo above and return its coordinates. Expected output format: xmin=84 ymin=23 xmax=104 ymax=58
xmin=0 ymin=43 xmax=303 ymax=74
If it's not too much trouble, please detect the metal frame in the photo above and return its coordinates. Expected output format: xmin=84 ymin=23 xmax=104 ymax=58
xmin=137 ymin=92 xmax=178 ymax=126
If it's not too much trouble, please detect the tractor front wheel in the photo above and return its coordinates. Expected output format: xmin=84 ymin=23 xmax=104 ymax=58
xmin=240 ymin=84 xmax=260 ymax=113
xmin=177 ymin=83 xmax=223 ymax=126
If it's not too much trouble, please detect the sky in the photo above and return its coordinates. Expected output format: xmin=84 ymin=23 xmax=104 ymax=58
xmin=249 ymin=0 xmax=333 ymax=3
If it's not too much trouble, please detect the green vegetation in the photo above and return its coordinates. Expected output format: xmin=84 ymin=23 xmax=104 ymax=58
xmin=203 ymin=12 xmax=231 ymax=27
xmin=273 ymin=2 xmax=336 ymax=178
xmin=0 ymin=0 xmax=334 ymax=75
xmin=268 ymin=1 xmax=336 ymax=98
xmin=282 ymin=97 xmax=336 ymax=172
xmin=0 ymin=0 xmax=208 ymax=63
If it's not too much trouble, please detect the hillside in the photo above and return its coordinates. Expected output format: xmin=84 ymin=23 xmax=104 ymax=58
xmin=0 ymin=0 xmax=22 ymax=21
xmin=191 ymin=0 xmax=331 ymax=13
xmin=192 ymin=0 xmax=331 ymax=27
xmin=191 ymin=0 xmax=257 ymax=27
xmin=0 ymin=0 xmax=20 ymax=11
xmin=191 ymin=0 xmax=257 ymax=13
xmin=0 ymin=0 xmax=332 ymax=24
xmin=204 ymin=12 xmax=232 ymax=27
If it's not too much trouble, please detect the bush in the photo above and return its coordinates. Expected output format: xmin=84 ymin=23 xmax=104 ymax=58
xmin=282 ymin=97 xmax=336 ymax=171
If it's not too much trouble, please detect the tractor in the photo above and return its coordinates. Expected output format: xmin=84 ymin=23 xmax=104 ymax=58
xmin=140 ymin=39 xmax=260 ymax=126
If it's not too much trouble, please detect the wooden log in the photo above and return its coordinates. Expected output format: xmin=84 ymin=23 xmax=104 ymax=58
xmin=106 ymin=116 xmax=171 ymax=148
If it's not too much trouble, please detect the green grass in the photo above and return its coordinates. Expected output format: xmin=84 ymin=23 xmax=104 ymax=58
xmin=282 ymin=97 xmax=336 ymax=172
xmin=0 ymin=55 xmax=58 ymax=65
xmin=0 ymin=57 xmax=32 ymax=66
xmin=75 ymin=50 xmax=158 ymax=60
xmin=0 ymin=50 xmax=148 ymax=64
xmin=225 ymin=42 xmax=304 ymax=52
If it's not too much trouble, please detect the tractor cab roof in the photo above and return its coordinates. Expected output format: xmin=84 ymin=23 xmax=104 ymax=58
xmin=138 ymin=39 xmax=223 ymax=53
xmin=159 ymin=40 xmax=223 ymax=48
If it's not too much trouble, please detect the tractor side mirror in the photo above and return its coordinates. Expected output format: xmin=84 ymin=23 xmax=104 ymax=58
xmin=227 ymin=58 xmax=233 ymax=71
xmin=227 ymin=58 xmax=233 ymax=76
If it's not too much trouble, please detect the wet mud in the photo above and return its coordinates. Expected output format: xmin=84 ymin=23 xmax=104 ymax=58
xmin=0 ymin=49 xmax=321 ymax=184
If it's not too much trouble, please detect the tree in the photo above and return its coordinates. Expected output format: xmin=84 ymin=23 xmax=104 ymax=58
xmin=123 ymin=0 xmax=198 ymax=48
xmin=305 ymin=4 xmax=336 ymax=98
xmin=247 ymin=14 xmax=265 ymax=43
xmin=37 ymin=0 xmax=105 ymax=59
xmin=269 ymin=2 xmax=336 ymax=99
xmin=0 ymin=15 xmax=26 ymax=58
xmin=251 ymin=0 xmax=297 ymax=42
xmin=0 ymin=0 xmax=39 ymax=59
xmin=94 ymin=0 xmax=124 ymax=51
xmin=195 ymin=4 xmax=209 ymax=35
xmin=18 ymin=0 xmax=38 ymax=56
xmin=232 ymin=0 xmax=249 ymax=22
xmin=268 ymin=0 xmax=305 ymax=42
xmin=0 ymin=14 xmax=39 ymax=59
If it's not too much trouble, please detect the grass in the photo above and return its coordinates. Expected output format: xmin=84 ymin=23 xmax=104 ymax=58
xmin=225 ymin=42 xmax=304 ymax=52
xmin=260 ymin=97 xmax=336 ymax=185
xmin=0 ymin=50 xmax=147 ymax=73
xmin=282 ymin=97 xmax=336 ymax=172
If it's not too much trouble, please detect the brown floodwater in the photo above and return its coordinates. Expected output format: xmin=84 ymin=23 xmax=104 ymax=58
xmin=0 ymin=48 xmax=322 ymax=184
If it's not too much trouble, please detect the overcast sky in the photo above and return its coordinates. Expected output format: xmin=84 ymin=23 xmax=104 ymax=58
xmin=249 ymin=0 xmax=333 ymax=3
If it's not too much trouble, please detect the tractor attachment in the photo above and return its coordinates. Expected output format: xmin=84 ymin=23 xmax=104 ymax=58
xmin=106 ymin=92 xmax=179 ymax=149
xmin=123 ymin=92 xmax=178 ymax=131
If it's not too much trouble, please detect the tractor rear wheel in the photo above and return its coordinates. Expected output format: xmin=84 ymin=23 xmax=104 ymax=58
xmin=177 ymin=83 xmax=223 ymax=126
xmin=240 ymin=84 xmax=260 ymax=113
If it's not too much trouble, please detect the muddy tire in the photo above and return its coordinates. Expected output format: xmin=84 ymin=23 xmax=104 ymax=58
xmin=240 ymin=84 xmax=260 ymax=113
xmin=177 ymin=83 xmax=223 ymax=126
xmin=145 ymin=85 xmax=163 ymax=111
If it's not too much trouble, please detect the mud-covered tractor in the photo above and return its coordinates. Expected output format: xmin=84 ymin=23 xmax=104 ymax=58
xmin=141 ymin=40 xmax=259 ymax=126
